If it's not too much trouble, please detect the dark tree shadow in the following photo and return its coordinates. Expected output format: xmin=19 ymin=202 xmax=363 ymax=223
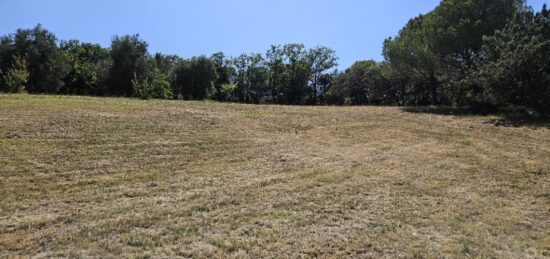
xmin=401 ymin=106 xmax=550 ymax=129
xmin=482 ymin=115 xmax=550 ymax=129
xmin=401 ymin=106 xmax=489 ymax=116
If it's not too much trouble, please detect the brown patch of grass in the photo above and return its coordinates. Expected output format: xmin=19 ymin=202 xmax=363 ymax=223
xmin=1 ymin=94 xmax=549 ymax=257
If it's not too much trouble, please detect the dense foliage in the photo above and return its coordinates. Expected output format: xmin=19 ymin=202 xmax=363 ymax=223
xmin=0 ymin=26 xmax=338 ymax=105
xmin=471 ymin=5 xmax=550 ymax=114
xmin=378 ymin=0 xmax=549 ymax=115
xmin=0 ymin=0 xmax=548 ymax=115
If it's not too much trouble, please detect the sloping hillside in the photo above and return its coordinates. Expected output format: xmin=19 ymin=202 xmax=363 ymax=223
xmin=1 ymin=94 xmax=549 ymax=257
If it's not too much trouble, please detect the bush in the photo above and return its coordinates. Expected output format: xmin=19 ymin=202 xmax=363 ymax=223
xmin=2 ymin=55 xmax=29 ymax=93
xmin=132 ymin=69 xmax=173 ymax=100
xmin=220 ymin=83 xmax=237 ymax=102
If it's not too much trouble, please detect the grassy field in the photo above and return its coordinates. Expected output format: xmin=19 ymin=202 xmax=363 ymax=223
xmin=0 ymin=94 xmax=549 ymax=258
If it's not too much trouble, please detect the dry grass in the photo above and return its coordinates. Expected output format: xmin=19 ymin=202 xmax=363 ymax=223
xmin=0 ymin=94 xmax=549 ymax=258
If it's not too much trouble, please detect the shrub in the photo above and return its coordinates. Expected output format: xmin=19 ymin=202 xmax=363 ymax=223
xmin=2 ymin=55 xmax=29 ymax=93
xmin=132 ymin=69 xmax=173 ymax=100
xmin=220 ymin=83 xmax=237 ymax=102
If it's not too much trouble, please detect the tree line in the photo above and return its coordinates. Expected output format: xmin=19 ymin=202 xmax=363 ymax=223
xmin=0 ymin=0 xmax=548 ymax=115
xmin=0 ymin=29 xmax=338 ymax=105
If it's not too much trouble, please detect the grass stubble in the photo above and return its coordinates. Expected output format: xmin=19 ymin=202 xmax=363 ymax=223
xmin=0 ymin=94 xmax=549 ymax=257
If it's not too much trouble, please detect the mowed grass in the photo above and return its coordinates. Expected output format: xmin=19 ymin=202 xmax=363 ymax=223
xmin=0 ymin=94 xmax=549 ymax=258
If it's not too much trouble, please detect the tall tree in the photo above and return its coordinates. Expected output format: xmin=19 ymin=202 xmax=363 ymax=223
xmin=0 ymin=36 xmax=15 ymax=89
xmin=11 ymin=25 xmax=67 ymax=93
xmin=231 ymin=53 xmax=268 ymax=103
xmin=383 ymin=16 xmax=439 ymax=105
xmin=232 ymin=54 xmax=251 ymax=102
xmin=282 ymin=44 xmax=311 ymax=104
xmin=108 ymin=34 xmax=150 ymax=97
xmin=426 ymin=0 xmax=526 ymax=105
xmin=172 ymin=56 xmax=218 ymax=100
xmin=383 ymin=0 xmax=525 ymax=106
xmin=472 ymin=4 xmax=550 ymax=115
xmin=245 ymin=53 xmax=268 ymax=103
xmin=330 ymin=60 xmax=376 ymax=105
xmin=307 ymin=46 xmax=338 ymax=105
xmin=210 ymin=52 xmax=235 ymax=101
xmin=60 ymin=40 xmax=109 ymax=95
xmin=265 ymin=45 xmax=286 ymax=103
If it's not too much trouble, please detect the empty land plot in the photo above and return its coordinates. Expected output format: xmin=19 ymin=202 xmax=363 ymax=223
xmin=0 ymin=94 xmax=549 ymax=257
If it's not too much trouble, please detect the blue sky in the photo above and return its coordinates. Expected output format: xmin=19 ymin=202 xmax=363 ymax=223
xmin=0 ymin=0 xmax=548 ymax=69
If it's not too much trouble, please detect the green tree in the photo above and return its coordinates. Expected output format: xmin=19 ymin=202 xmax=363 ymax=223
xmin=132 ymin=68 xmax=172 ymax=100
xmin=282 ymin=44 xmax=311 ymax=104
xmin=172 ymin=56 xmax=218 ymax=100
xmin=472 ymin=5 xmax=550 ymax=115
xmin=426 ymin=0 xmax=525 ymax=105
xmin=11 ymin=24 xmax=67 ymax=93
xmin=0 ymin=36 xmax=14 ymax=89
xmin=150 ymin=68 xmax=173 ymax=99
xmin=383 ymin=0 xmax=525 ymax=106
xmin=377 ymin=62 xmax=407 ymax=106
xmin=2 ymin=55 xmax=29 ymax=93
xmin=383 ymin=16 xmax=439 ymax=105
xmin=245 ymin=53 xmax=268 ymax=103
xmin=210 ymin=52 xmax=235 ymax=101
xmin=427 ymin=0 xmax=524 ymax=67
xmin=153 ymin=53 xmax=179 ymax=76
xmin=265 ymin=45 xmax=286 ymax=103
xmin=108 ymin=34 xmax=150 ymax=97
xmin=330 ymin=60 xmax=376 ymax=105
xmin=60 ymin=40 xmax=109 ymax=95
xmin=232 ymin=54 xmax=257 ymax=103
xmin=307 ymin=46 xmax=338 ymax=105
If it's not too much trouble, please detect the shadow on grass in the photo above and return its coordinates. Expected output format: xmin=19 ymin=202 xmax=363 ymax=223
xmin=401 ymin=106 xmax=550 ymax=129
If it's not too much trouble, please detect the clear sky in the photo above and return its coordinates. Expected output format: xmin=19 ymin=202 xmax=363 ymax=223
xmin=0 ymin=0 xmax=548 ymax=69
